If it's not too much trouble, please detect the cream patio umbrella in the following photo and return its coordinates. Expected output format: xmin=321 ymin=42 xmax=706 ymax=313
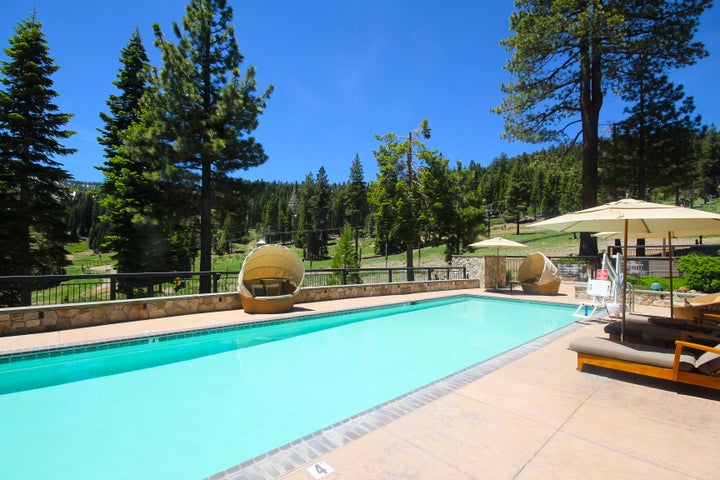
xmin=468 ymin=237 xmax=527 ymax=255
xmin=468 ymin=237 xmax=527 ymax=288
xmin=529 ymin=199 xmax=720 ymax=340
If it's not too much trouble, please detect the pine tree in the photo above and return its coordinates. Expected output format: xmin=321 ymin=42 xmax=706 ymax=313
xmin=0 ymin=13 xmax=75 ymax=305
xmin=313 ymin=167 xmax=332 ymax=258
xmin=370 ymin=120 xmax=432 ymax=279
xmin=97 ymin=27 xmax=149 ymax=160
xmin=601 ymin=55 xmax=702 ymax=202
xmin=446 ymin=163 xmax=484 ymax=259
xmin=344 ymin=154 xmax=368 ymax=262
xmin=152 ymin=0 xmax=273 ymax=292
xmin=331 ymin=223 xmax=359 ymax=270
xmin=494 ymin=0 xmax=711 ymax=255
xmin=698 ymin=126 xmax=720 ymax=197
xmin=97 ymin=28 xmax=150 ymax=267
xmin=504 ymin=161 xmax=532 ymax=235
xmin=419 ymin=152 xmax=456 ymax=260
xmin=99 ymin=27 xmax=199 ymax=288
xmin=296 ymin=173 xmax=315 ymax=259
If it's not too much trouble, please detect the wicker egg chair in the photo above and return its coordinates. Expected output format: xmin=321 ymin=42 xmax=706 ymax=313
xmin=238 ymin=244 xmax=305 ymax=313
xmin=517 ymin=252 xmax=562 ymax=295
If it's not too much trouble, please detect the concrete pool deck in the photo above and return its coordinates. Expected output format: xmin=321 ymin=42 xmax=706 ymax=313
xmin=1 ymin=286 xmax=719 ymax=479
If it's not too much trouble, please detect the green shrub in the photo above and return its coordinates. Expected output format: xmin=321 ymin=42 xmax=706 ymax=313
xmin=677 ymin=254 xmax=720 ymax=293
xmin=626 ymin=275 xmax=686 ymax=291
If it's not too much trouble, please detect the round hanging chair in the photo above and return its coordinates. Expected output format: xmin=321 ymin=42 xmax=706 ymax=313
xmin=238 ymin=244 xmax=305 ymax=313
xmin=517 ymin=252 xmax=562 ymax=295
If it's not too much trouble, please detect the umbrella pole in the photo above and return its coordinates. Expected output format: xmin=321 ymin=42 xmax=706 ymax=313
xmin=668 ymin=232 xmax=674 ymax=317
xmin=621 ymin=221 xmax=628 ymax=342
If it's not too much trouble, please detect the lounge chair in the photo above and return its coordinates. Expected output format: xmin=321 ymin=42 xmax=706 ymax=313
xmin=517 ymin=252 xmax=562 ymax=295
xmin=573 ymin=279 xmax=612 ymax=318
xmin=603 ymin=320 xmax=720 ymax=348
xmin=568 ymin=336 xmax=720 ymax=390
xmin=238 ymin=244 xmax=305 ymax=314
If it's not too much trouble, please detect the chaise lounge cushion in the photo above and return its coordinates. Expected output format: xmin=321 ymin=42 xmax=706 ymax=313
xmin=696 ymin=348 xmax=720 ymax=375
xmin=569 ymin=337 xmax=696 ymax=371
xmin=262 ymin=279 xmax=283 ymax=296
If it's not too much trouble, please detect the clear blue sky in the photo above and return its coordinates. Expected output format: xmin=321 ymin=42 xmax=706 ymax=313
xmin=2 ymin=1 xmax=719 ymax=184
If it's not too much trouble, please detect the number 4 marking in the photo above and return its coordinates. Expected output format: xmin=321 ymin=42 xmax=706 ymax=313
xmin=307 ymin=460 xmax=334 ymax=478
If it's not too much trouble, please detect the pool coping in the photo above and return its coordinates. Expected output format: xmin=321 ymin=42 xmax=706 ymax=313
xmin=205 ymin=319 xmax=587 ymax=480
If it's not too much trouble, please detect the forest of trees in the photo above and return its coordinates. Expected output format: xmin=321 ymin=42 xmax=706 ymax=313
xmin=65 ymin=124 xmax=720 ymax=261
xmin=3 ymin=0 xmax=720 ymax=301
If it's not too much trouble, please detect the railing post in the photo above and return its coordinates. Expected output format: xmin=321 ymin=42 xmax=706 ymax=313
xmin=110 ymin=277 xmax=116 ymax=300
xmin=388 ymin=269 xmax=393 ymax=283
xmin=213 ymin=272 xmax=220 ymax=293
xmin=342 ymin=269 xmax=348 ymax=285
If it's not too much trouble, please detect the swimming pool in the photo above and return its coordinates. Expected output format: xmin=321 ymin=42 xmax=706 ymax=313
xmin=0 ymin=295 xmax=576 ymax=479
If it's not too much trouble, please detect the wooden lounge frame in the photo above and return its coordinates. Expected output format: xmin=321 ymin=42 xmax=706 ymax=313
xmin=572 ymin=338 xmax=720 ymax=390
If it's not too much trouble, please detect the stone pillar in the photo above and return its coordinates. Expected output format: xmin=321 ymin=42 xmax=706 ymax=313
xmin=485 ymin=256 xmax=507 ymax=289
xmin=452 ymin=255 xmax=507 ymax=289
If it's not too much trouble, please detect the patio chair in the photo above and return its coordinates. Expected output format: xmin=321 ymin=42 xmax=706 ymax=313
xmin=674 ymin=292 xmax=720 ymax=320
xmin=517 ymin=252 xmax=562 ymax=295
xmin=238 ymin=244 xmax=305 ymax=314
xmin=568 ymin=336 xmax=720 ymax=390
xmin=603 ymin=320 xmax=720 ymax=348
xmin=573 ymin=279 xmax=612 ymax=318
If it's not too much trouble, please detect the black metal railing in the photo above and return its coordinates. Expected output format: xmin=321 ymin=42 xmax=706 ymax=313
xmin=505 ymin=255 xmax=598 ymax=285
xmin=506 ymin=254 xmax=682 ymax=285
xmin=0 ymin=266 xmax=466 ymax=308
xmin=302 ymin=267 xmax=465 ymax=287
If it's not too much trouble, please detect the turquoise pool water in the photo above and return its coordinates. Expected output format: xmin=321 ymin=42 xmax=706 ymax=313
xmin=0 ymin=295 xmax=574 ymax=479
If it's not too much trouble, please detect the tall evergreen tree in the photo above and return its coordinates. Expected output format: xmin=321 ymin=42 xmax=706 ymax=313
xmin=370 ymin=120 xmax=432 ymax=279
xmin=0 ymin=13 xmax=75 ymax=305
xmin=418 ymin=149 xmax=452 ymax=252
xmin=97 ymin=28 xmax=153 ymax=276
xmin=446 ymin=163 xmax=484 ymax=259
xmin=504 ymin=161 xmax=532 ymax=235
xmin=344 ymin=154 xmax=368 ymax=263
xmin=152 ymin=0 xmax=272 ymax=292
xmin=296 ymin=173 xmax=315 ymax=260
xmin=601 ymin=55 xmax=702 ymax=202
xmin=494 ymin=0 xmax=711 ymax=255
xmin=98 ymin=31 xmax=198 ymax=289
xmin=103 ymin=112 xmax=197 ymax=296
xmin=697 ymin=126 xmax=720 ymax=197
xmin=98 ymin=27 xmax=149 ymax=160
xmin=331 ymin=223 xmax=360 ymax=270
xmin=313 ymin=166 xmax=332 ymax=258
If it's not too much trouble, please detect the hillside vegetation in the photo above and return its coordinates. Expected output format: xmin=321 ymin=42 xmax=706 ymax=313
xmin=67 ymin=221 xmax=720 ymax=273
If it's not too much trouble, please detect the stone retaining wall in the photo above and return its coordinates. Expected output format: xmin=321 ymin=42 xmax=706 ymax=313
xmin=0 ymin=293 xmax=243 ymax=337
xmin=0 ymin=279 xmax=479 ymax=337
xmin=574 ymin=285 xmax=697 ymax=309
xmin=296 ymin=279 xmax=478 ymax=303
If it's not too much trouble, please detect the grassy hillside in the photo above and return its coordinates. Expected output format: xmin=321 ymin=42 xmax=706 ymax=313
xmin=65 ymin=220 xmax=720 ymax=273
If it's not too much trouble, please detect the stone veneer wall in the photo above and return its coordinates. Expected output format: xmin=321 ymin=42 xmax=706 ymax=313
xmin=0 ymin=293 xmax=243 ymax=337
xmin=295 ymin=279 xmax=478 ymax=303
xmin=0 ymin=279 xmax=478 ymax=337
xmin=574 ymin=285 xmax=698 ymax=309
